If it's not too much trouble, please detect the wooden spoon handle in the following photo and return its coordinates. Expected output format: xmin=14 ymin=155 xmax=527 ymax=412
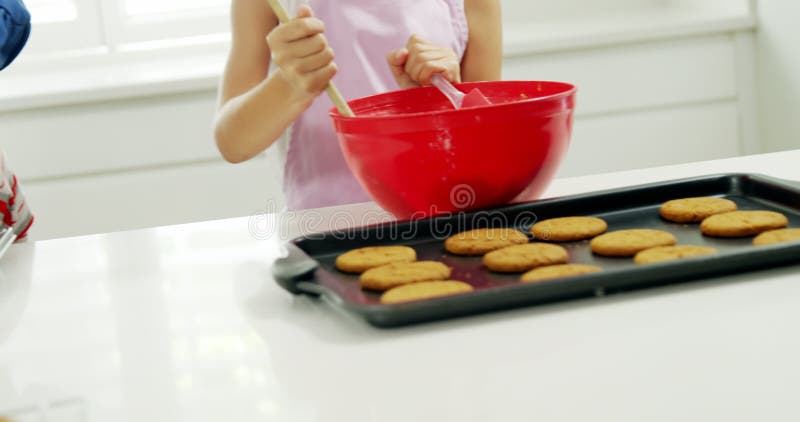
xmin=265 ymin=0 xmax=355 ymax=117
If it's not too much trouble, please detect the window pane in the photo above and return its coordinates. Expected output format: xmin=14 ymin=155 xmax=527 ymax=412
xmin=25 ymin=0 xmax=78 ymax=23
xmin=123 ymin=0 xmax=230 ymax=16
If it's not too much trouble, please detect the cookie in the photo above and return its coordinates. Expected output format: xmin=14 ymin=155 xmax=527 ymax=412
xmin=753 ymin=228 xmax=800 ymax=246
xmin=483 ymin=243 xmax=569 ymax=273
xmin=360 ymin=261 xmax=452 ymax=291
xmin=335 ymin=246 xmax=417 ymax=273
xmin=531 ymin=216 xmax=608 ymax=242
xmin=700 ymin=210 xmax=788 ymax=237
xmin=590 ymin=229 xmax=677 ymax=257
xmin=444 ymin=228 xmax=529 ymax=256
xmin=380 ymin=280 xmax=474 ymax=304
xmin=659 ymin=197 xmax=738 ymax=223
xmin=520 ymin=264 xmax=602 ymax=282
xmin=633 ymin=245 xmax=719 ymax=264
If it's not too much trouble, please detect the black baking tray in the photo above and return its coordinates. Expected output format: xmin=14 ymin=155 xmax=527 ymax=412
xmin=272 ymin=173 xmax=800 ymax=327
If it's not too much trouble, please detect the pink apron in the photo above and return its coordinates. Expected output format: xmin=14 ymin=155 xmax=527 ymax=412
xmin=281 ymin=0 xmax=468 ymax=210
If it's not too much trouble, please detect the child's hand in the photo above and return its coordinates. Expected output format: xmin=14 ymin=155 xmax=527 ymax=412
xmin=387 ymin=35 xmax=461 ymax=89
xmin=267 ymin=5 xmax=336 ymax=104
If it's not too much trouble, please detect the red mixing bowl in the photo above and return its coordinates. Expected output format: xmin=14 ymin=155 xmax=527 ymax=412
xmin=330 ymin=81 xmax=576 ymax=218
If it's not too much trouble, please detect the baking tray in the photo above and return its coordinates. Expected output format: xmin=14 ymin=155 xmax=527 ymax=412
xmin=272 ymin=173 xmax=800 ymax=327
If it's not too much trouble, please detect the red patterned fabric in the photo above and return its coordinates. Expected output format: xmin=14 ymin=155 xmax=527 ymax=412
xmin=0 ymin=151 xmax=32 ymax=239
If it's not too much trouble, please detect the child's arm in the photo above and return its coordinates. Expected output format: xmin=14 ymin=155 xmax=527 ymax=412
xmin=461 ymin=0 xmax=502 ymax=82
xmin=387 ymin=0 xmax=502 ymax=89
xmin=214 ymin=1 xmax=336 ymax=163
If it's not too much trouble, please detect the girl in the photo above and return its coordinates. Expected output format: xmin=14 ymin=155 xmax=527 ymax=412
xmin=214 ymin=0 xmax=502 ymax=210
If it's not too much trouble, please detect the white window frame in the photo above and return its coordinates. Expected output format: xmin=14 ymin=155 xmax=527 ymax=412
xmin=21 ymin=0 xmax=106 ymax=56
xmin=100 ymin=0 xmax=230 ymax=50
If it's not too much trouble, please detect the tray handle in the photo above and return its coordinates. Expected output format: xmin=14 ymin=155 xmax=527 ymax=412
xmin=272 ymin=243 xmax=320 ymax=295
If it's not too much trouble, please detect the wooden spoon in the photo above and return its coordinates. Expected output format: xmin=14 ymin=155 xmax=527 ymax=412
xmin=265 ymin=0 xmax=355 ymax=117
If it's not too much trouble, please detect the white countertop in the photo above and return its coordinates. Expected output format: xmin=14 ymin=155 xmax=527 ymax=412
xmin=2 ymin=150 xmax=800 ymax=421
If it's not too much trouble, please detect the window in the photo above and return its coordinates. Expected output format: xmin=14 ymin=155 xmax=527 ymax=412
xmin=26 ymin=0 xmax=77 ymax=23
xmin=123 ymin=0 xmax=229 ymax=17
xmin=23 ymin=0 xmax=104 ymax=55
xmin=103 ymin=0 xmax=231 ymax=49
xmin=17 ymin=0 xmax=231 ymax=59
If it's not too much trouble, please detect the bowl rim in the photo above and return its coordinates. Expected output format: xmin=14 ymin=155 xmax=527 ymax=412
xmin=328 ymin=80 xmax=577 ymax=121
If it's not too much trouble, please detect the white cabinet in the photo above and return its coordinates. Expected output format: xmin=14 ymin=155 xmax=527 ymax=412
xmin=502 ymin=0 xmax=757 ymax=177
xmin=567 ymin=102 xmax=741 ymax=176
xmin=2 ymin=91 xmax=285 ymax=240
xmin=504 ymin=36 xmax=737 ymax=117
xmin=21 ymin=159 xmax=273 ymax=240
xmin=1 ymin=92 xmax=221 ymax=179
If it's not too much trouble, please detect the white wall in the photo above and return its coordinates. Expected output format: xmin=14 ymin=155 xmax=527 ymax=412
xmin=667 ymin=0 xmax=753 ymax=15
xmin=755 ymin=0 xmax=800 ymax=152
xmin=503 ymin=0 xmax=753 ymax=23
xmin=502 ymin=0 xmax=660 ymax=23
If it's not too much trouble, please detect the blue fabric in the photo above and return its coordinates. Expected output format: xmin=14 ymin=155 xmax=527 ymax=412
xmin=0 ymin=0 xmax=30 ymax=70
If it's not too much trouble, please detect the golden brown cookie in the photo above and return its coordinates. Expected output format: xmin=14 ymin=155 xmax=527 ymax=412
xmin=700 ymin=210 xmax=788 ymax=237
xmin=360 ymin=261 xmax=452 ymax=291
xmin=444 ymin=228 xmax=529 ymax=255
xmin=520 ymin=264 xmax=602 ymax=282
xmin=335 ymin=246 xmax=417 ymax=273
xmin=482 ymin=243 xmax=569 ymax=273
xmin=530 ymin=216 xmax=608 ymax=242
xmin=380 ymin=280 xmax=474 ymax=304
xmin=753 ymin=228 xmax=800 ymax=246
xmin=633 ymin=245 xmax=719 ymax=264
xmin=659 ymin=197 xmax=738 ymax=223
xmin=590 ymin=229 xmax=677 ymax=257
